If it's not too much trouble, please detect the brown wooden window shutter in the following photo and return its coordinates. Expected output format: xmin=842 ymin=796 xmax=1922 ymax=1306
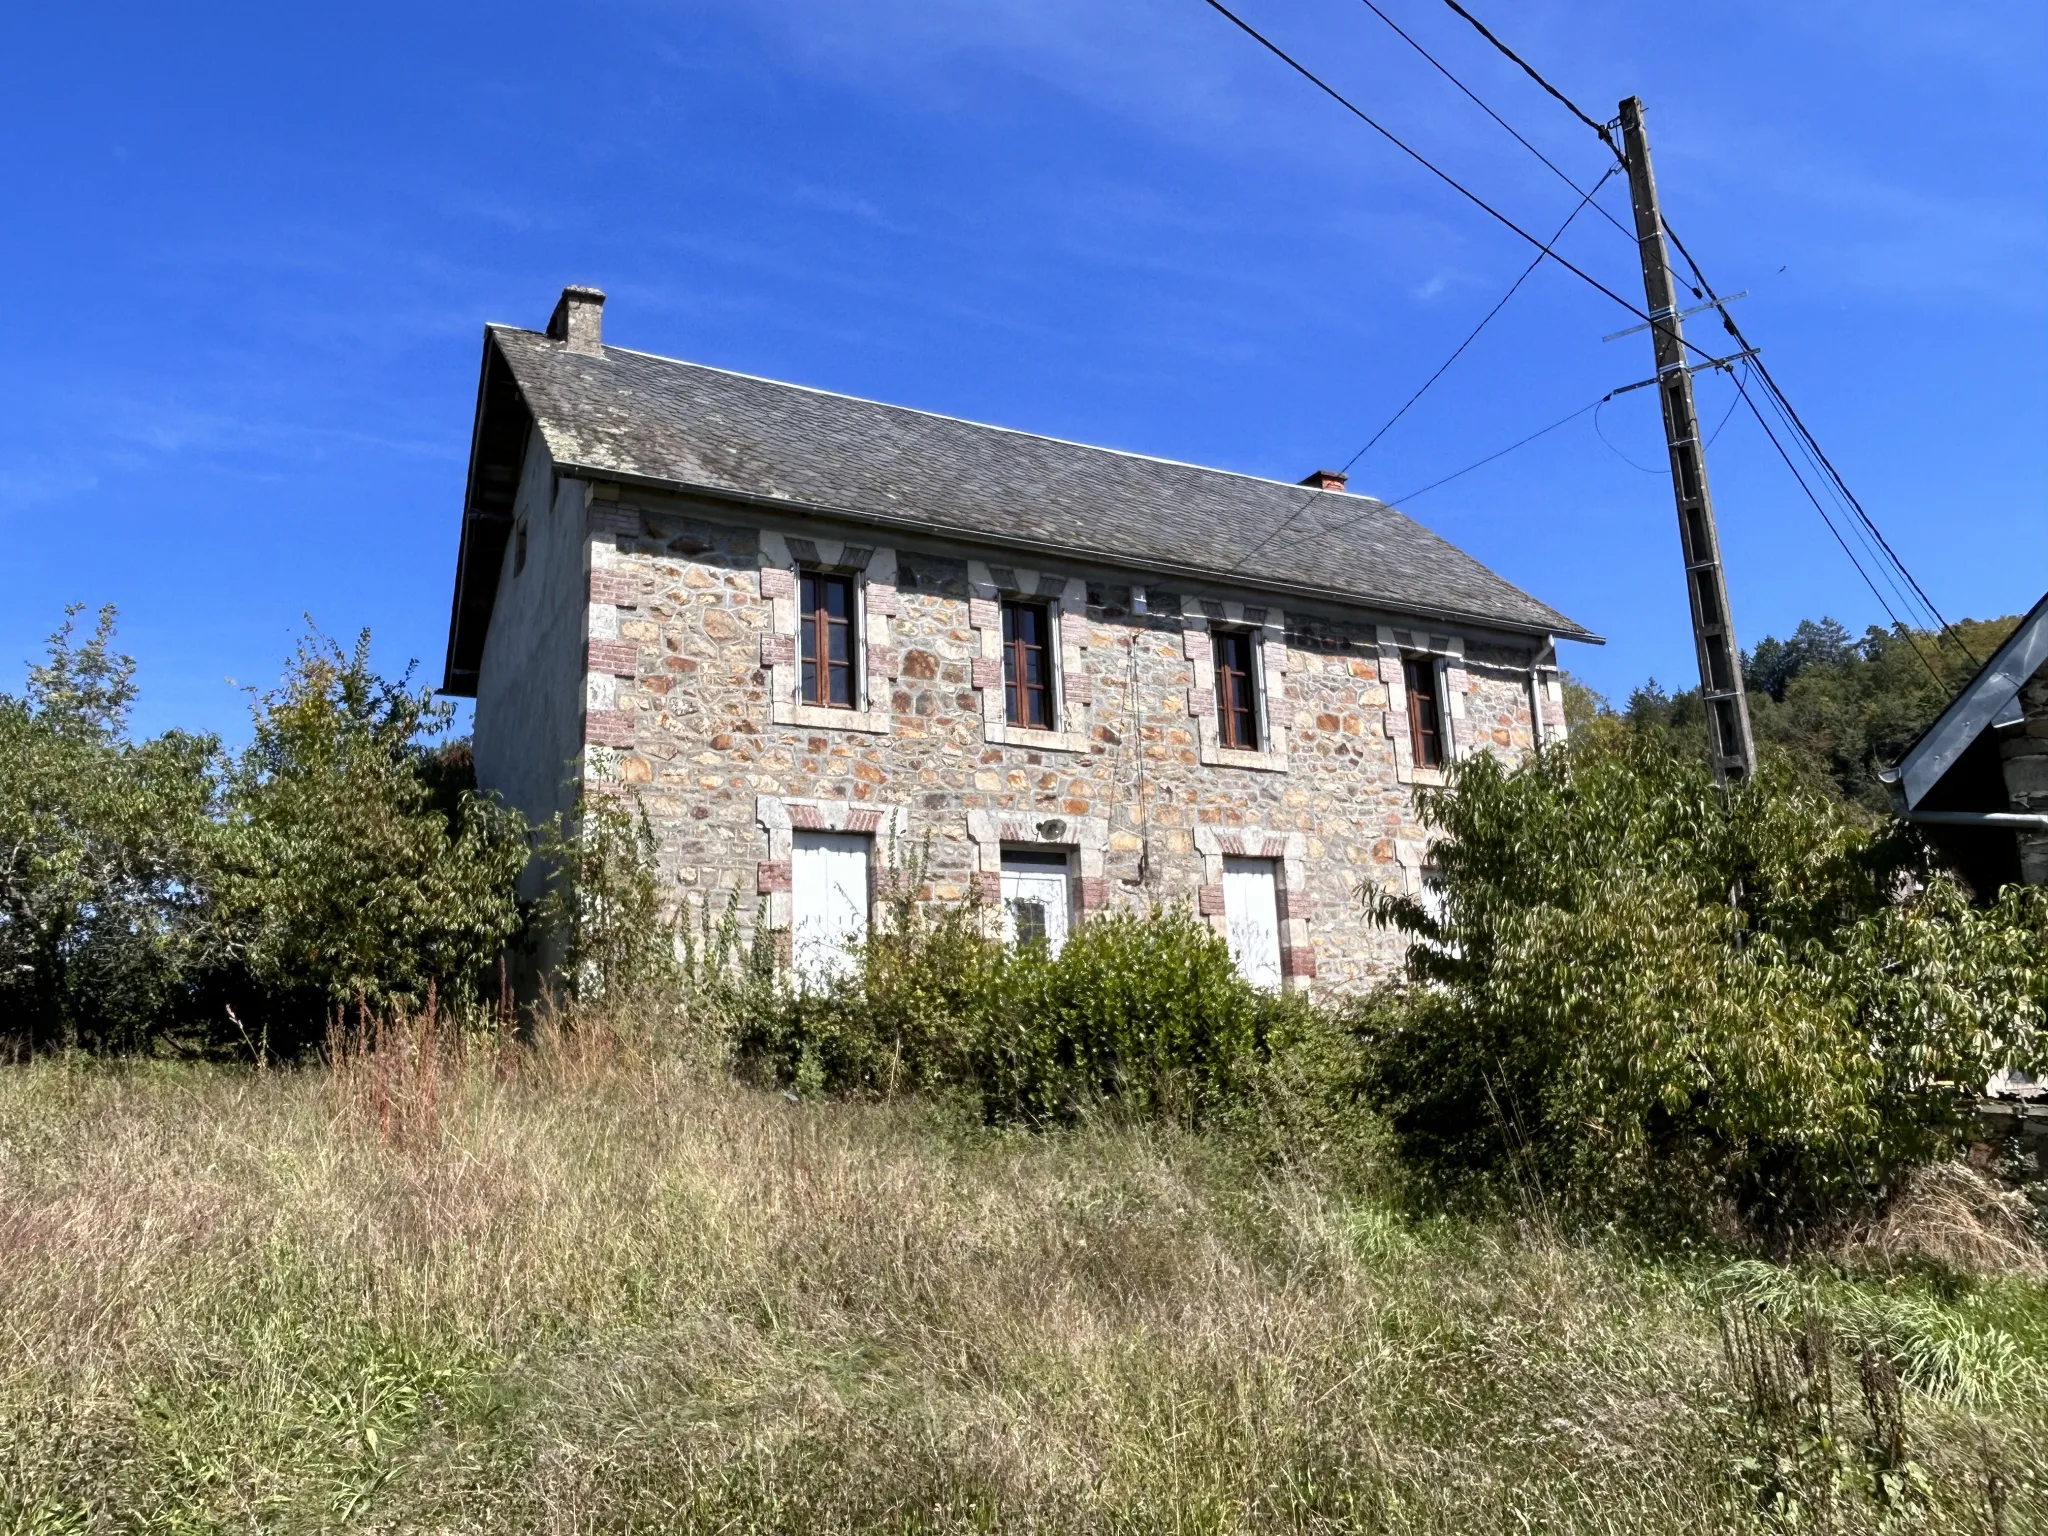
xmin=1001 ymin=600 xmax=1053 ymax=728
xmin=799 ymin=571 xmax=857 ymax=707
xmin=1403 ymin=656 xmax=1443 ymax=767
xmin=1213 ymin=630 xmax=1260 ymax=750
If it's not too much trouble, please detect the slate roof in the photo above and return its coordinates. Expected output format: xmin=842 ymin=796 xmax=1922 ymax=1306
xmin=449 ymin=326 xmax=1594 ymax=690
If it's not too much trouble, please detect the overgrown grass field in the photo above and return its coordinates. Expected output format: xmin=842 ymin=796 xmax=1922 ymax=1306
xmin=3 ymin=1042 xmax=2041 ymax=1533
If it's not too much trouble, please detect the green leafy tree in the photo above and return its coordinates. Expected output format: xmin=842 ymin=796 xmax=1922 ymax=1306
xmin=1363 ymin=724 xmax=2046 ymax=1237
xmin=0 ymin=607 xmax=220 ymax=1052
xmin=214 ymin=628 xmax=527 ymax=1031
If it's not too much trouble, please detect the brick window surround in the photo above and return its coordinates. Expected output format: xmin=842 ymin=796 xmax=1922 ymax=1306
xmin=1402 ymin=654 xmax=1445 ymax=769
xmin=1000 ymin=598 xmax=1055 ymax=729
xmin=758 ymin=532 xmax=895 ymax=734
xmin=1378 ymin=625 xmax=1469 ymax=786
xmin=1181 ymin=598 xmax=1291 ymax=771
xmin=966 ymin=562 xmax=1093 ymax=753
xmin=1213 ymin=629 xmax=1261 ymax=751
xmin=965 ymin=810 xmax=1112 ymax=919
xmin=755 ymin=796 xmax=910 ymax=964
xmin=1192 ymin=827 xmax=1315 ymax=989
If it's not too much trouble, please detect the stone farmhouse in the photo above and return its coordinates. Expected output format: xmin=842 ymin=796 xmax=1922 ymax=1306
xmin=443 ymin=286 xmax=1596 ymax=991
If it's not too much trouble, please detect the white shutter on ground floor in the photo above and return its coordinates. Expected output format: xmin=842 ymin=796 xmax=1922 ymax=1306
xmin=1222 ymin=856 xmax=1282 ymax=990
xmin=1000 ymin=849 xmax=1072 ymax=953
xmin=792 ymin=831 xmax=871 ymax=987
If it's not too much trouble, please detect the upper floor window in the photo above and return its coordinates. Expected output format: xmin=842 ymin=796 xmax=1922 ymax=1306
xmin=1214 ymin=630 xmax=1260 ymax=750
xmin=1001 ymin=599 xmax=1053 ymax=729
xmin=800 ymin=571 xmax=856 ymax=708
xmin=1403 ymin=655 xmax=1444 ymax=768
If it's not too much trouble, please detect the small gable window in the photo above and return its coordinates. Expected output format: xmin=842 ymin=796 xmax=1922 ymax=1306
xmin=800 ymin=571 xmax=857 ymax=708
xmin=1001 ymin=599 xmax=1054 ymax=729
xmin=1213 ymin=630 xmax=1260 ymax=751
xmin=1404 ymin=656 xmax=1444 ymax=768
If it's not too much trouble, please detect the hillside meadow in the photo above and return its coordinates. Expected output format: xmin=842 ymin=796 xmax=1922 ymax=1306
xmin=2 ymin=1030 xmax=2041 ymax=1535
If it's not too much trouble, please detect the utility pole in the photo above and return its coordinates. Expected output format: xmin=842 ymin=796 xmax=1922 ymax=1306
xmin=1618 ymin=96 xmax=1756 ymax=785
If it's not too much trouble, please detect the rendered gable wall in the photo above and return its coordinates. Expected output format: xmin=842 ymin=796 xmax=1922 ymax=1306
xmin=472 ymin=431 xmax=591 ymax=892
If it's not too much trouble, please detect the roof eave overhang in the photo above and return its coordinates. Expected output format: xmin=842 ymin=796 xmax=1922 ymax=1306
xmin=554 ymin=459 xmax=1602 ymax=648
xmin=442 ymin=335 xmax=533 ymax=697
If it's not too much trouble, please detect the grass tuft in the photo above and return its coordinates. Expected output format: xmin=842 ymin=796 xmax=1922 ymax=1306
xmin=2 ymin=1048 xmax=2042 ymax=1533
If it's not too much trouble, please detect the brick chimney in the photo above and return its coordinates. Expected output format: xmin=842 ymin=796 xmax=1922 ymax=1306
xmin=1298 ymin=468 xmax=1348 ymax=492
xmin=547 ymin=285 xmax=606 ymax=355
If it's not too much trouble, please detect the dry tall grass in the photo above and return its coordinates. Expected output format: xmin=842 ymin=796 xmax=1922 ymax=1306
xmin=2 ymin=1034 xmax=2041 ymax=1534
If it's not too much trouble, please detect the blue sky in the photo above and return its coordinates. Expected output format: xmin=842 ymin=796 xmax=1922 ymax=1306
xmin=3 ymin=0 xmax=2042 ymax=741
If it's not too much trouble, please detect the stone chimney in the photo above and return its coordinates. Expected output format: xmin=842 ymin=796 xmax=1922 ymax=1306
xmin=546 ymin=285 xmax=606 ymax=355
xmin=1298 ymin=468 xmax=1348 ymax=492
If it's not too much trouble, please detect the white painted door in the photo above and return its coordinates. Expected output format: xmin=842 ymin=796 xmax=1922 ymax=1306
xmin=792 ymin=831 xmax=871 ymax=986
xmin=1000 ymin=849 xmax=1072 ymax=953
xmin=1222 ymin=856 xmax=1282 ymax=990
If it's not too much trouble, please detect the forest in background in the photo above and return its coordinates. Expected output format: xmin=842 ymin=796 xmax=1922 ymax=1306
xmin=1579 ymin=613 xmax=2021 ymax=812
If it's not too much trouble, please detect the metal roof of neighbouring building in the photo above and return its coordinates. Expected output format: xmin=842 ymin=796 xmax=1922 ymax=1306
xmin=446 ymin=321 xmax=1597 ymax=693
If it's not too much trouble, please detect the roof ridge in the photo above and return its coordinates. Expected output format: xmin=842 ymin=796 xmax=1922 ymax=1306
xmin=488 ymin=324 xmax=1392 ymax=506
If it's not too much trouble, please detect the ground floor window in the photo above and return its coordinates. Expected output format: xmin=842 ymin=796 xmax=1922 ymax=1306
xmin=1222 ymin=855 xmax=1281 ymax=989
xmin=792 ymin=830 xmax=871 ymax=985
xmin=1000 ymin=848 xmax=1071 ymax=953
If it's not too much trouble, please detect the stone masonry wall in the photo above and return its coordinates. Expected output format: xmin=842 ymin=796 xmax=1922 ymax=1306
xmin=567 ymin=482 xmax=1564 ymax=991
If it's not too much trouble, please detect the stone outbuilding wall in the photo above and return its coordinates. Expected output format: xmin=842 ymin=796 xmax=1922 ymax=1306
xmin=505 ymin=477 xmax=1566 ymax=992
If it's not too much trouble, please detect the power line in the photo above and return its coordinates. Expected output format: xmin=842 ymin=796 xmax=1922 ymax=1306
xmin=1434 ymin=0 xmax=1618 ymax=150
xmin=1658 ymin=219 xmax=1979 ymax=665
xmin=1594 ymin=393 xmax=1662 ymax=474
xmin=1424 ymin=0 xmax=1975 ymax=667
xmin=1743 ymin=356 xmax=1936 ymax=637
xmin=1353 ymin=0 xmax=1635 ymax=241
xmin=1210 ymin=0 xmax=1967 ymax=673
xmin=1253 ymin=388 xmax=1620 ymax=567
xmin=1704 ymin=366 xmax=1745 ymax=448
xmin=1358 ymin=163 xmax=1617 ymax=464
xmin=1726 ymin=372 xmax=1949 ymax=684
xmin=1196 ymin=0 xmax=1701 ymax=349
xmin=1224 ymin=162 xmax=1618 ymax=576
xmin=1382 ymin=394 xmax=1605 ymax=505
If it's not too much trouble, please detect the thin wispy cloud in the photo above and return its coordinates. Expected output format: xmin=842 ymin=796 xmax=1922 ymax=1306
xmin=0 ymin=461 xmax=100 ymax=512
